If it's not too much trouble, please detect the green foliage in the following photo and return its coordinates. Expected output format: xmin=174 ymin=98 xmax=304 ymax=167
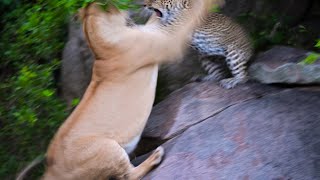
xmin=71 ymin=98 xmax=81 ymax=107
xmin=0 ymin=0 xmax=14 ymax=5
xmin=1 ymin=2 xmax=83 ymax=69
xmin=315 ymin=39 xmax=320 ymax=48
xmin=0 ymin=62 xmax=67 ymax=177
xmin=300 ymin=40 xmax=320 ymax=65
xmin=0 ymin=0 xmax=141 ymax=178
xmin=237 ymin=13 xmax=285 ymax=50
xmin=95 ymin=0 xmax=140 ymax=10
xmin=0 ymin=0 xmax=88 ymax=178
xmin=211 ymin=5 xmax=222 ymax=13
xmin=237 ymin=12 xmax=313 ymax=51
xmin=300 ymin=53 xmax=320 ymax=65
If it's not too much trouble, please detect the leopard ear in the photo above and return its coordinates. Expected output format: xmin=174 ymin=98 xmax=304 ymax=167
xmin=182 ymin=0 xmax=190 ymax=8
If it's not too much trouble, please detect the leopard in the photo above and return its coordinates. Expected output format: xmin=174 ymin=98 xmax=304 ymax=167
xmin=145 ymin=0 xmax=253 ymax=89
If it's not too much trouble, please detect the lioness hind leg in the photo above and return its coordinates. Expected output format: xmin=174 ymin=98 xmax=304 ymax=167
xmin=91 ymin=139 xmax=164 ymax=180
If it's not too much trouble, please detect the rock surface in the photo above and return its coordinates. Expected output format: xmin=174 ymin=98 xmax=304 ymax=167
xmin=249 ymin=46 xmax=320 ymax=84
xmin=223 ymin=0 xmax=309 ymax=25
xmin=156 ymin=49 xmax=204 ymax=102
xmin=143 ymin=83 xmax=280 ymax=141
xmin=139 ymin=82 xmax=320 ymax=180
xmin=61 ymin=18 xmax=93 ymax=106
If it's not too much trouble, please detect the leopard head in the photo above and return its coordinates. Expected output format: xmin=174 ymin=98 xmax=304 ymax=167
xmin=144 ymin=0 xmax=191 ymax=24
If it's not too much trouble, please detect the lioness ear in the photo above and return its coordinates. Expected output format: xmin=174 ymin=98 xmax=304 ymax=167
xmin=77 ymin=8 xmax=86 ymax=22
xmin=182 ymin=0 xmax=190 ymax=8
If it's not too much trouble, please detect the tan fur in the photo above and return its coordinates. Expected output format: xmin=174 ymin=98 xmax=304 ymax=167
xmin=14 ymin=1 xmax=216 ymax=180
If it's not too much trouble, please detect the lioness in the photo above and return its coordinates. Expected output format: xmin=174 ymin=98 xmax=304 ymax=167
xmin=17 ymin=1 xmax=217 ymax=179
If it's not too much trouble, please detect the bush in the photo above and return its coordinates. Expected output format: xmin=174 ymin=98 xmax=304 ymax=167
xmin=0 ymin=62 xmax=67 ymax=177
xmin=300 ymin=39 xmax=320 ymax=65
xmin=0 ymin=0 xmax=87 ymax=178
xmin=0 ymin=0 xmax=141 ymax=178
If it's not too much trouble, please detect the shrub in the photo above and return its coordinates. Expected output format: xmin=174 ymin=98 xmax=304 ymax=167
xmin=0 ymin=0 xmax=141 ymax=178
xmin=0 ymin=62 xmax=67 ymax=177
xmin=0 ymin=0 xmax=85 ymax=178
xmin=300 ymin=39 xmax=320 ymax=65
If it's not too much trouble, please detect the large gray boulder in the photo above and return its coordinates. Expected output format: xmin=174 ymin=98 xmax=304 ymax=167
xmin=249 ymin=46 xmax=320 ymax=85
xmin=138 ymin=82 xmax=320 ymax=179
xmin=143 ymin=83 xmax=280 ymax=141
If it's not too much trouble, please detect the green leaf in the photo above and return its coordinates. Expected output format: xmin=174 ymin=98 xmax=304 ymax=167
xmin=71 ymin=98 xmax=80 ymax=107
xmin=315 ymin=40 xmax=320 ymax=49
xmin=42 ymin=89 xmax=54 ymax=97
xmin=298 ymin=25 xmax=307 ymax=33
xmin=300 ymin=53 xmax=320 ymax=65
xmin=93 ymin=0 xmax=140 ymax=10
xmin=13 ymin=107 xmax=38 ymax=125
xmin=211 ymin=5 xmax=221 ymax=12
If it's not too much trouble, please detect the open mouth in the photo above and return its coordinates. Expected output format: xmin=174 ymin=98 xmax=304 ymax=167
xmin=153 ymin=8 xmax=163 ymax=17
xmin=145 ymin=5 xmax=163 ymax=18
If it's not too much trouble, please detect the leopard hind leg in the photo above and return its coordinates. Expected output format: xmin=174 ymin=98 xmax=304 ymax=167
xmin=193 ymin=55 xmax=230 ymax=82
xmin=219 ymin=50 xmax=249 ymax=89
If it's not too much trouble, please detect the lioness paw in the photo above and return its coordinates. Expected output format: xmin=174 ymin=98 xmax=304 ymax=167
xmin=150 ymin=146 xmax=164 ymax=166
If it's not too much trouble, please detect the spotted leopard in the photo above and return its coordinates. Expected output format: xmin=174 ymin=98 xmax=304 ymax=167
xmin=145 ymin=0 xmax=252 ymax=89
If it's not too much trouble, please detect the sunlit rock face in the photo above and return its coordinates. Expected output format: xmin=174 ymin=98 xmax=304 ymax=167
xmin=137 ymin=82 xmax=320 ymax=180
xmin=249 ymin=46 xmax=320 ymax=85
